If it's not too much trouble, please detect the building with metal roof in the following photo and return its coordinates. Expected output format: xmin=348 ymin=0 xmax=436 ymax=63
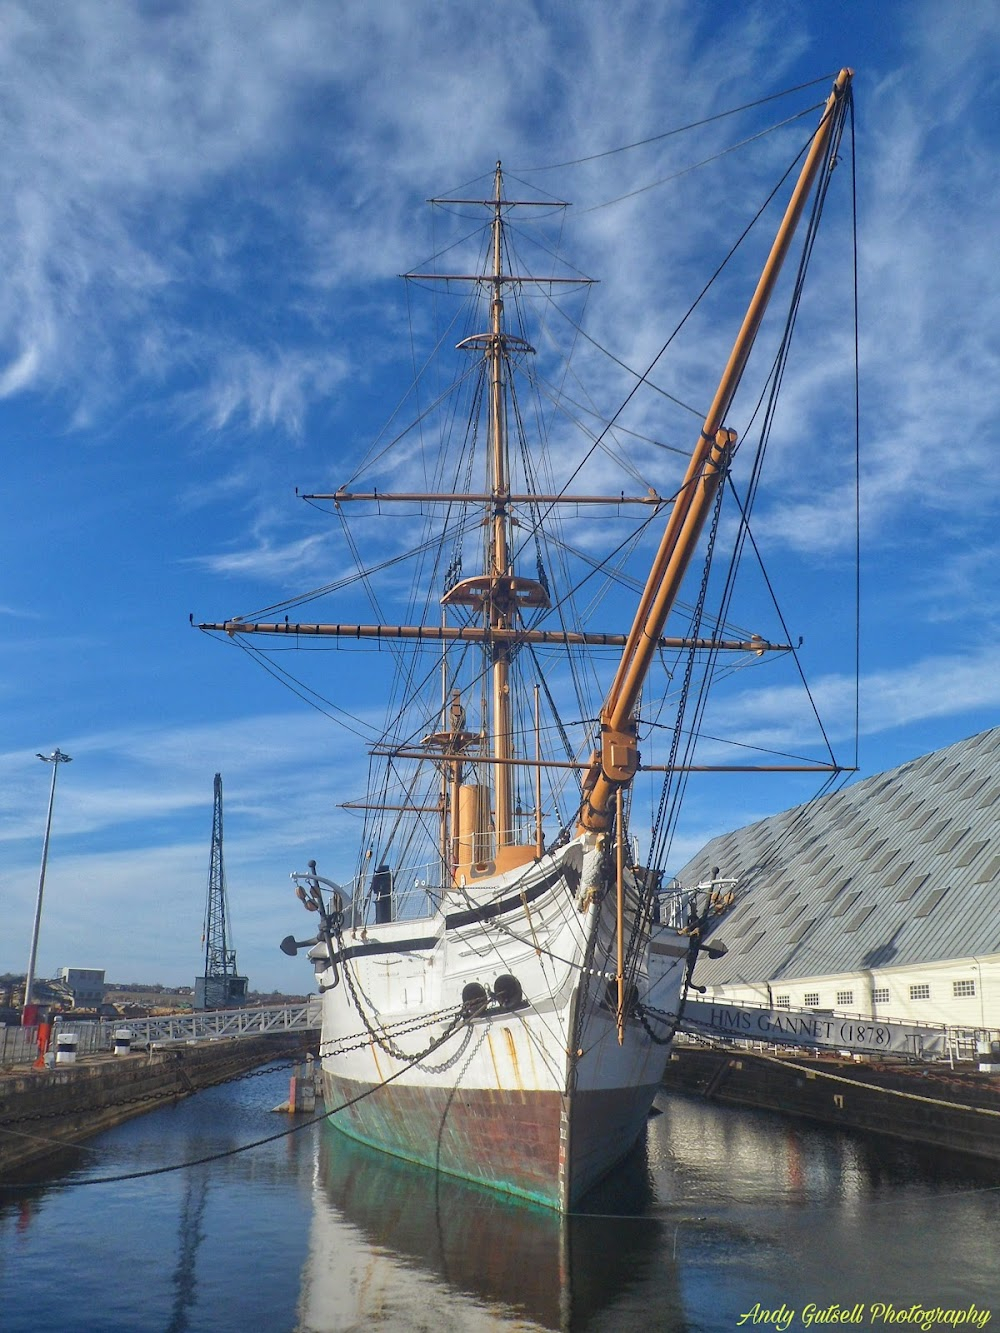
xmin=675 ymin=726 xmax=1000 ymax=1032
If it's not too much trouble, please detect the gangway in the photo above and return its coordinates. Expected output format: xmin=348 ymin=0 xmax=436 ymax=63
xmin=58 ymin=999 xmax=322 ymax=1052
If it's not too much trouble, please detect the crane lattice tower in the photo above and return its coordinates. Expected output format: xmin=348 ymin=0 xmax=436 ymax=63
xmin=196 ymin=773 xmax=248 ymax=1009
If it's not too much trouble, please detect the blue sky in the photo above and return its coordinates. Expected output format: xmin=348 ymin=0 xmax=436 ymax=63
xmin=2 ymin=1 xmax=999 ymax=992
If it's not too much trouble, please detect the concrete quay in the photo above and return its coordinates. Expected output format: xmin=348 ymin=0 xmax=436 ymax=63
xmin=0 ymin=1032 xmax=315 ymax=1178
xmin=662 ymin=1043 xmax=1000 ymax=1163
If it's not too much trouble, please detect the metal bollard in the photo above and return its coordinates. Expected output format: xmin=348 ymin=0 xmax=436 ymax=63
xmin=55 ymin=1031 xmax=78 ymax=1065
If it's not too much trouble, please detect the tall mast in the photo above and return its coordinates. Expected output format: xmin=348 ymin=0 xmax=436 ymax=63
xmin=488 ymin=162 xmax=514 ymax=848
xmin=437 ymin=161 xmax=563 ymax=865
xmin=196 ymin=114 xmax=856 ymax=879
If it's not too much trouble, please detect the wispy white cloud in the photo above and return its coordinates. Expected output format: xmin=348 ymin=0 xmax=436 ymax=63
xmin=193 ymin=347 xmax=350 ymax=435
xmin=920 ymin=543 xmax=1000 ymax=626
xmin=0 ymin=0 xmax=994 ymax=495
xmin=0 ymin=3 xmax=346 ymax=425
xmin=4 ymin=1 xmax=1000 ymax=989
xmin=0 ymin=709 xmax=370 ymax=837
xmin=702 ymin=644 xmax=1000 ymax=759
xmin=858 ymin=647 xmax=1000 ymax=735
xmin=0 ymin=0 xmax=817 ymax=437
xmin=0 ymin=707 xmax=379 ymax=985
xmin=189 ymin=532 xmax=331 ymax=582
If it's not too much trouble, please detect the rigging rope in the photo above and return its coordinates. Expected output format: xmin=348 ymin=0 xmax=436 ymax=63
xmin=515 ymin=73 xmax=838 ymax=171
xmin=506 ymin=109 xmax=834 ymax=588
xmin=849 ymin=94 xmax=861 ymax=775
xmin=636 ymin=83 xmax=856 ymax=899
xmin=702 ymin=84 xmax=855 ymax=778
xmin=578 ymin=103 xmax=826 ymax=216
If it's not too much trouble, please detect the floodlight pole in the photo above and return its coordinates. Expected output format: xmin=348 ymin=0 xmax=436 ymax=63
xmin=23 ymin=748 xmax=72 ymax=1016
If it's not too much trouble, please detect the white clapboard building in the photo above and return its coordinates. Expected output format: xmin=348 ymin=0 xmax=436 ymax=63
xmin=676 ymin=727 xmax=1000 ymax=1032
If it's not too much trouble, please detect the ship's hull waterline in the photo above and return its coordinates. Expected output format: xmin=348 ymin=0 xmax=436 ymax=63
xmin=320 ymin=1069 xmax=669 ymax=1211
xmin=313 ymin=838 xmax=690 ymax=1210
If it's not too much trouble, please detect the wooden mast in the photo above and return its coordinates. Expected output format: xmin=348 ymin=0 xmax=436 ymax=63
xmin=579 ymin=67 xmax=854 ymax=834
xmin=487 ymin=162 xmax=515 ymax=851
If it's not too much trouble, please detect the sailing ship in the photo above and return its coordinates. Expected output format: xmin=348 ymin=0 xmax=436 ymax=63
xmin=199 ymin=69 xmax=854 ymax=1211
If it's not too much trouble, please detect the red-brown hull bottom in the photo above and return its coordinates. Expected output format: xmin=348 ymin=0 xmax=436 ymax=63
xmin=322 ymin=1069 xmax=660 ymax=1210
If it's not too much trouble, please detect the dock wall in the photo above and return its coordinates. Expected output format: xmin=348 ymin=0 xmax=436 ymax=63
xmin=662 ymin=1044 xmax=1000 ymax=1162
xmin=0 ymin=1033 xmax=314 ymax=1177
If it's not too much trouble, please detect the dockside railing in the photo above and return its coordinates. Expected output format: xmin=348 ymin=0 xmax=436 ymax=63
xmin=1 ymin=999 xmax=322 ymax=1066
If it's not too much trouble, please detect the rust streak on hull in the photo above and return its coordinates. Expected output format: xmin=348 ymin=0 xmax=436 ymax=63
xmin=322 ymin=1068 xmax=664 ymax=1209
xmin=324 ymin=1069 xmax=563 ymax=1206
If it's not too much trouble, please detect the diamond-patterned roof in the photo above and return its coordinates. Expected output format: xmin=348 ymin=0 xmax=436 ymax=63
xmin=676 ymin=726 xmax=1000 ymax=985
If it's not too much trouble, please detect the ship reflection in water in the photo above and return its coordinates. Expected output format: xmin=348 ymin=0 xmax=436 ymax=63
xmin=297 ymin=1089 xmax=1000 ymax=1332
xmin=298 ymin=1111 xmax=683 ymax=1331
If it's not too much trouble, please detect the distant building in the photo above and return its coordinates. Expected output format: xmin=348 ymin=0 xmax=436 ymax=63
xmin=675 ymin=726 xmax=1000 ymax=1032
xmin=57 ymin=967 xmax=106 ymax=1009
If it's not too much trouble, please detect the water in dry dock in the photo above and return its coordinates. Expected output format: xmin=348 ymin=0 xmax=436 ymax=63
xmin=1 ymin=1064 xmax=998 ymax=1332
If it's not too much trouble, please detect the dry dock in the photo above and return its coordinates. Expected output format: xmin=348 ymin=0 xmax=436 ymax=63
xmin=663 ymin=1043 xmax=1000 ymax=1162
xmin=0 ymin=1032 xmax=314 ymax=1177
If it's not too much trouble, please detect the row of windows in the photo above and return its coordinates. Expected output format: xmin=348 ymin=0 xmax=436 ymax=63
xmin=775 ymin=979 xmax=976 ymax=1009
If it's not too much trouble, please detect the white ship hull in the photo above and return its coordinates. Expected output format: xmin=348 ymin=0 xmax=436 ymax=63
xmin=311 ymin=836 xmax=689 ymax=1210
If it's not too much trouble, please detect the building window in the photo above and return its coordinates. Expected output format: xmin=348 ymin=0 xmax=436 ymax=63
xmin=836 ymin=990 xmax=854 ymax=1006
xmin=872 ymin=987 xmax=889 ymax=1004
xmin=909 ymin=983 xmax=930 ymax=1000
xmin=953 ymin=979 xmax=976 ymax=998
xmin=803 ymin=992 xmax=820 ymax=1007
xmin=775 ymin=995 xmax=790 ymax=1009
